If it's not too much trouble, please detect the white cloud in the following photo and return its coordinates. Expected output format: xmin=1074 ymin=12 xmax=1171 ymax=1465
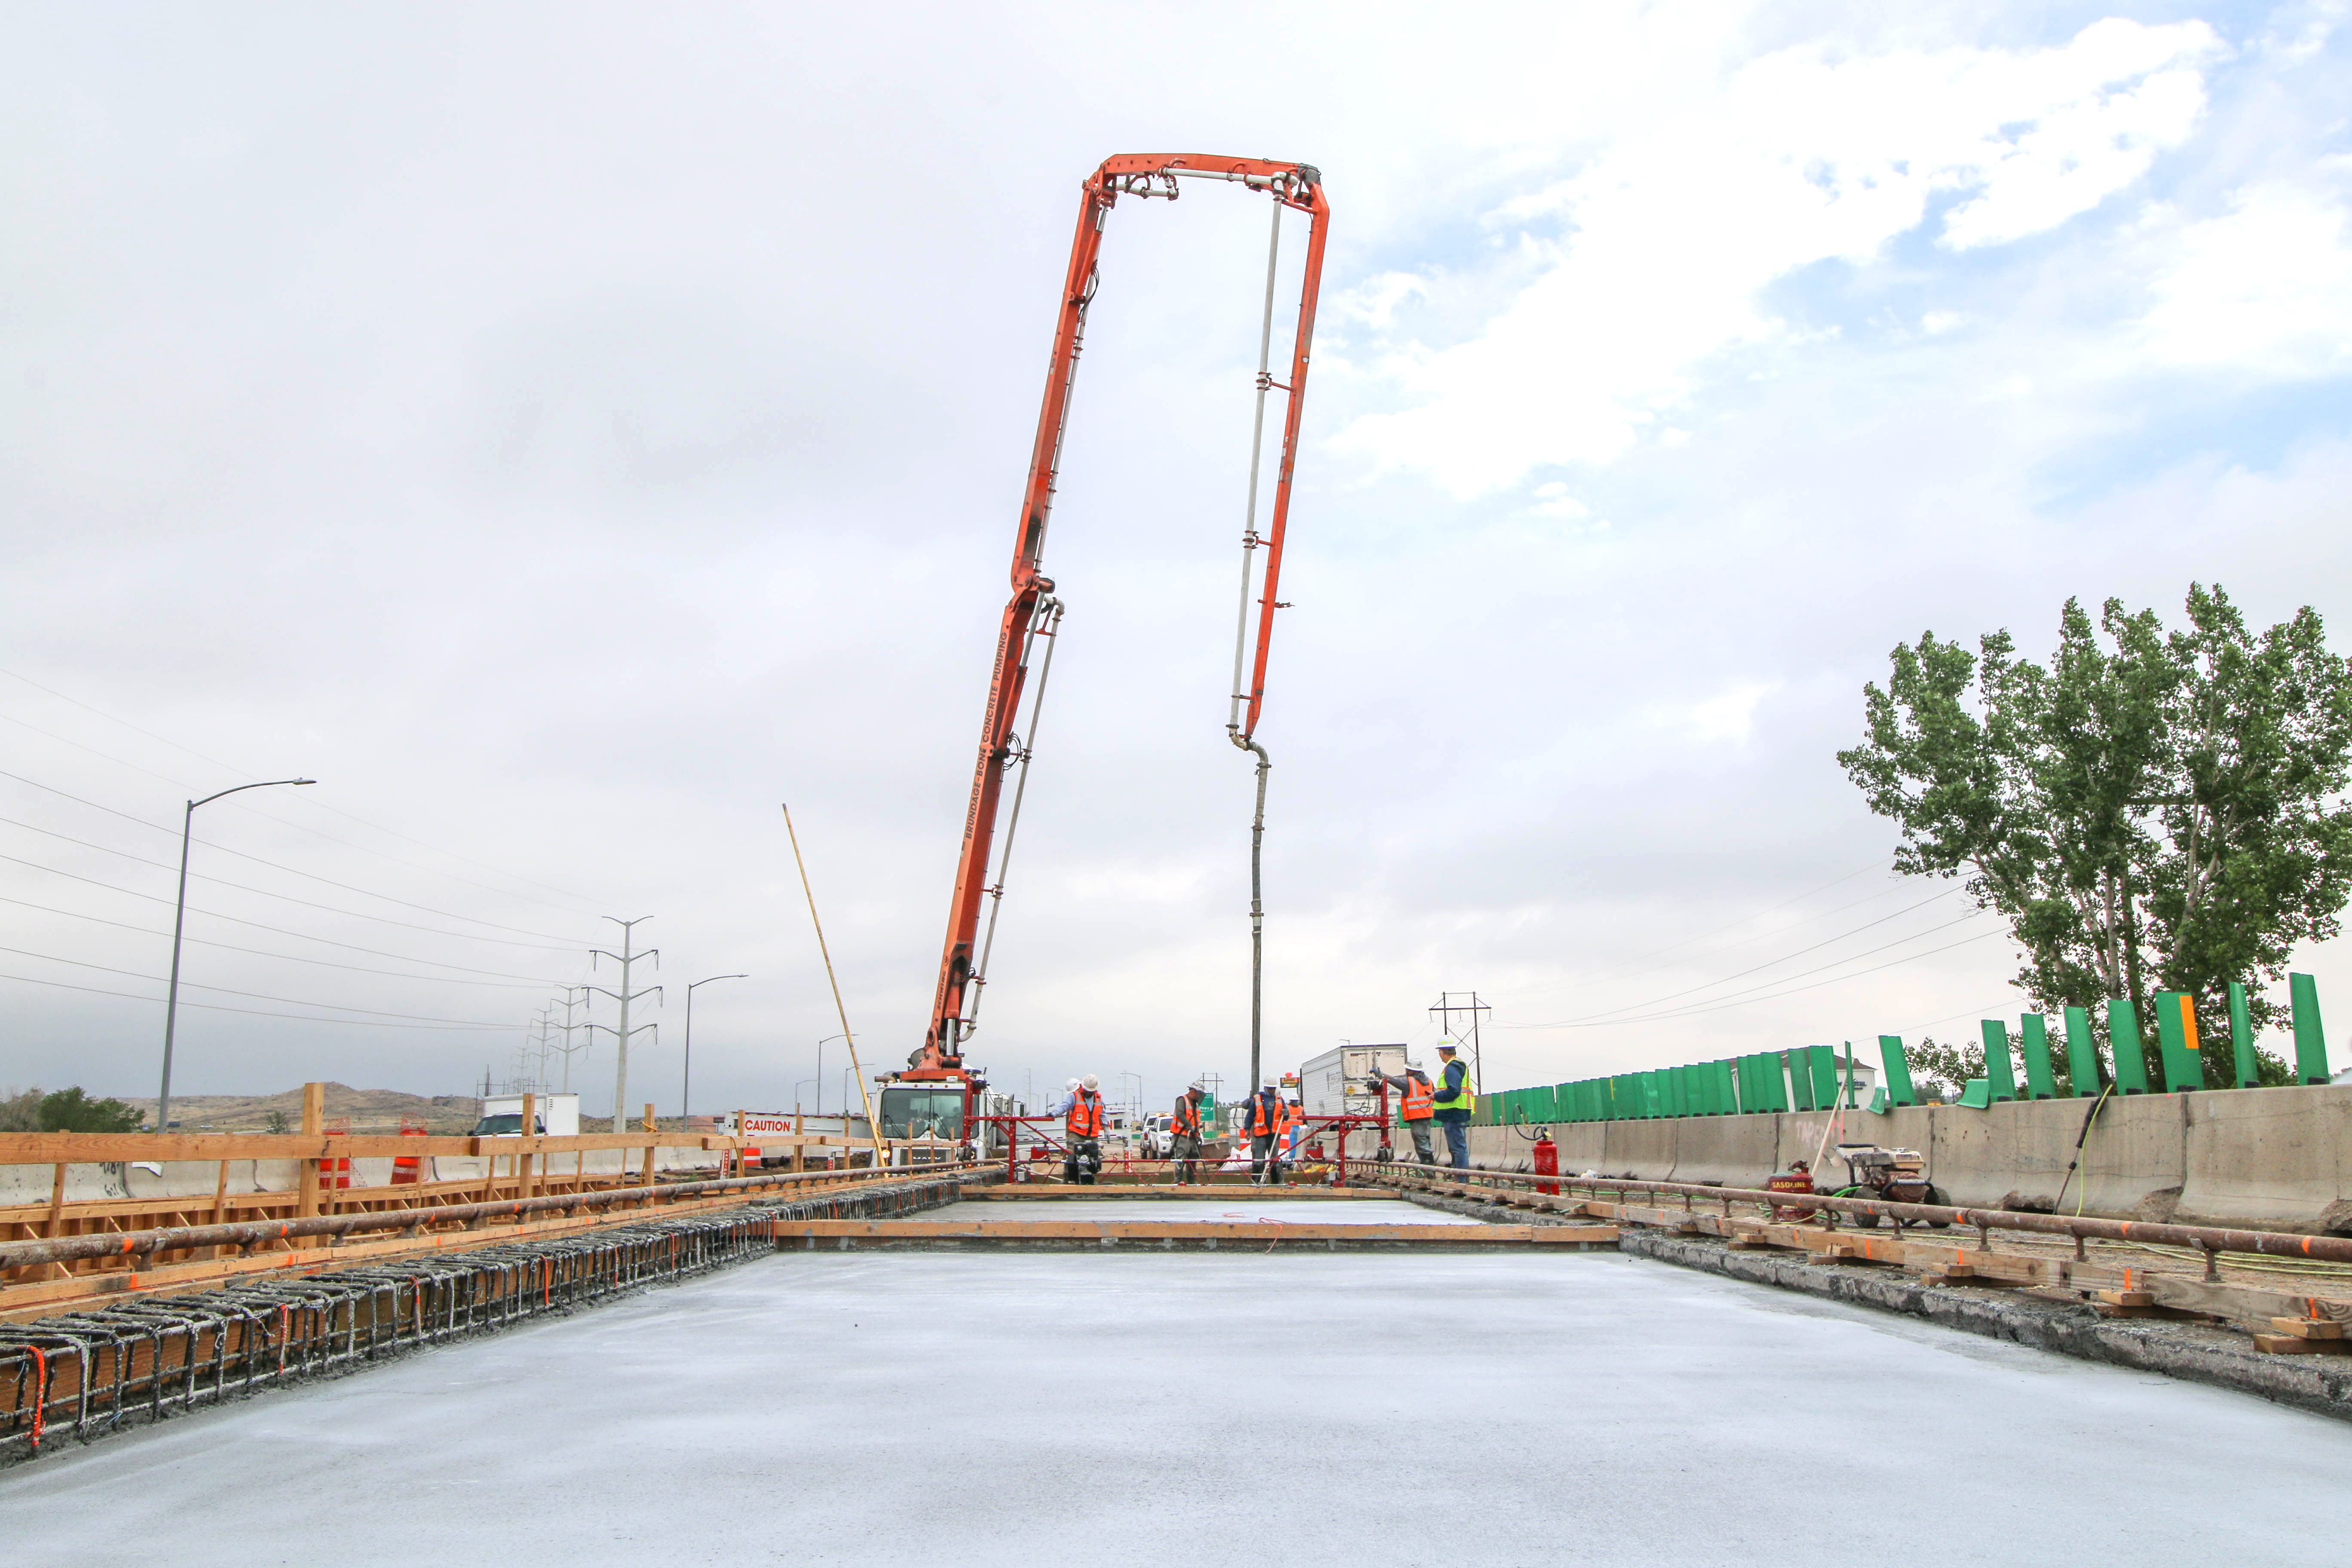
xmin=1334 ymin=19 xmax=2220 ymax=496
xmin=2141 ymin=176 xmax=2352 ymax=373
xmin=1686 ymin=681 xmax=1779 ymax=743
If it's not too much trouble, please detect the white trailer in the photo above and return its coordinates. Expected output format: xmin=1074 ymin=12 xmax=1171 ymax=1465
xmin=1297 ymin=1044 xmax=1412 ymax=1118
xmin=472 ymin=1093 xmax=579 ymax=1136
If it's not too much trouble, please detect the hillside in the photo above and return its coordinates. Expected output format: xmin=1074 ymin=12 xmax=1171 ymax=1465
xmin=119 ymin=1083 xmax=482 ymax=1134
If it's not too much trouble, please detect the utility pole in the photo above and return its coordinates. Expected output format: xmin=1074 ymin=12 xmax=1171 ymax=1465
xmin=588 ymin=917 xmax=660 ymax=1132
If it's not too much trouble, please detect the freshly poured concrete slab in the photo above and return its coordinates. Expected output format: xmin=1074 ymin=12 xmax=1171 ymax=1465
xmin=5 ymin=1249 xmax=2347 ymax=1567
xmin=933 ymin=1195 xmax=1481 ymax=1223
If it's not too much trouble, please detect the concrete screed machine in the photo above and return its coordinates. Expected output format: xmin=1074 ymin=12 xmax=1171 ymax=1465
xmin=873 ymin=154 xmax=1332 ymax=1167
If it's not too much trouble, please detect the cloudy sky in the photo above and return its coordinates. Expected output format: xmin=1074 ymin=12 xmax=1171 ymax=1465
xmin=4 ymin=2 xmax=2349 ymax=1121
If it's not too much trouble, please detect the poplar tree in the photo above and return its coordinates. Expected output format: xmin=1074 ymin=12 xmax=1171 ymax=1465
xmin=1839 ymin=585 xmax=2352 ymax=1087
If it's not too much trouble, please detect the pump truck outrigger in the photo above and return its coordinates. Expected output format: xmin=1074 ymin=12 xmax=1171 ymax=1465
xmin=883 ymin=154 xmax=1332 ymax=1142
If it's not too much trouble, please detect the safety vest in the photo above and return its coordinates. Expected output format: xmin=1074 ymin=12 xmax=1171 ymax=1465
xmin=1246 ymin=1094 xmax=1281 ymax=1136
xmin=1067 ymin=1089 xmax=1105 ymax=1138
xmin=1430 ymin=1061 xmax=1475 ymax=1114
xmin=1399 ymin=1075 xmax=1434 ymax=1121
xmin=1172 ymin=1099 xmax=1203 ymax=1139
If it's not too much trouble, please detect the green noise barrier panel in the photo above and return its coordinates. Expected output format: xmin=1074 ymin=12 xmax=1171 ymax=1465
xmin=1980 ymin=1020 xmax=2018 ymax=1102
xmin=1879 ymin=1035 xmax=1917 ymax=1107
xmin=2228 ymin=982 xmax=2257 ymax=1089
xmin=2062 ymin=1006 xmax=2101 ymax=1096
xmin=2155 ymin=992 xmax=2204 ymax=1093
xmin=2107 ymin=998 xmax=2152 ymax=1094
xmin=2291 ymin=973 xmax=2330 ymax=1085
xmin=2019 ymin=1014 xmax=2058 ymax=1100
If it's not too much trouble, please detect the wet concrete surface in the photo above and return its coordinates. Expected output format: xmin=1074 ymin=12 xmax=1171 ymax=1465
xmin=3 ymin=1237 xmax=2347 ymax=1566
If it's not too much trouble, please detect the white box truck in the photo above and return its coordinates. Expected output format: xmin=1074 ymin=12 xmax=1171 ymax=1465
xmin=472 ymin=1093 xmax=579 ymax=1136
xmin=1297 ymin=1044 xmax=1412 ymax=1118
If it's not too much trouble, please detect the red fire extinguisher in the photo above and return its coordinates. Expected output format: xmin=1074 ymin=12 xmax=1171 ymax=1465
xmin=1532 ymin=1130 xmax=1558 ymax=1197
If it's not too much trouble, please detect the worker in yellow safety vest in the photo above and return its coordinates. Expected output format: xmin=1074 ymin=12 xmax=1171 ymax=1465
xmin=1428 ymin=1040 xmax=1476 ymax=1170
xmin=1366 ymin=1063 xmax=1439 ymax=1165
xmin=1064 ymin=1075 xmax=1107 ymax=1184
xmin=1169 ymin=1085 xmax=1207 ymax=1184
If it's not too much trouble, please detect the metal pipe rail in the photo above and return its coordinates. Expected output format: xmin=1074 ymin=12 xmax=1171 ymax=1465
xmin=0 ymin=1161 xmax=983 ymax=1272
xmin=1383 ymin=1163 xmax=2352 ymax=1266
xmin=2 ymin=1173 xmax=968 ymax=1462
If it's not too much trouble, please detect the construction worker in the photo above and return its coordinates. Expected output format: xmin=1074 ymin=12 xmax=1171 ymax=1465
xmin=1168 ymin=1084 xmax=1208 ymax=1184
xmin=1429 ymin=1040 xmax=1476 ymax=1170
xmin=1281 ymin=1097 xmax=1307 ymax=1166
xmin=1366 ymin=1063 xmax=1438 ymax=1164
xmin=1064 ymin=1074 xmax=1107 ymax=1184
xmin=1243 ymin=1081 xmax=1285 ymax=1185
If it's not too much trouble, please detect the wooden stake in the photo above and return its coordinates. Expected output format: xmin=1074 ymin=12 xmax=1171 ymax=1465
xmin=296 ymin=1082 xmax=324 ymax=1245
xmin=641 ymin=1104 xmax=657 ymax=1188
xmin=520 ymin=1093 xmax=536 ymax=1201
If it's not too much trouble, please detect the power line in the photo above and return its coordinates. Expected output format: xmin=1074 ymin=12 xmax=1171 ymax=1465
xmin=1506 ymin=885 xmax=1963 ymax=1028
xmin=0 ymin=942 xmax=518 ymax=1024
xmin=0 ymin=669 xmax=604 ymax=912
xmin=0 ymin=893 xmax=550 ymax=988
xmin=0 ymin=853 xmax=587 ymax=977
xmin=0 ymin=772 xmax=593 ymax=942
xmin=0 ymin=968 xmax=520 ymax=1031
xmin=1514 ymin=921 xmax=2005 ymax=1030
xmin=0 ymin=827 xmax=588 ymax=951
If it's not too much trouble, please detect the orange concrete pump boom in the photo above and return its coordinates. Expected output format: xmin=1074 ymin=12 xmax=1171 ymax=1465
xmin=910 ymin=154 xmax=1330 ymax=1077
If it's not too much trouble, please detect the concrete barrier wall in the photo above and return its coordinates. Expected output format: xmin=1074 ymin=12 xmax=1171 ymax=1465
xmin=1466 ymin=1081 xmax=2352 ymax=1232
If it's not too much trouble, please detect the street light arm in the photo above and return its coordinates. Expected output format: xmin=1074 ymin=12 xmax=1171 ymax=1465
xmin=188 ymin=778 xmax=316 ymax=812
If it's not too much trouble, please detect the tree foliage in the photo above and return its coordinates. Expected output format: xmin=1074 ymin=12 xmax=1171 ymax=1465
xmin=1840 ymin=585 xmax=2352 ymax=1087
xmin=0 ymin=1086 xmax=42 ymax=1133
xmin=35 ymin=1087 xmax=147 ymax=1133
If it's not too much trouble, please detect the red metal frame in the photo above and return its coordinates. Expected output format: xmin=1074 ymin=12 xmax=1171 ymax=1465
xmin=915 ymin=155 xmax=1331 ymax=1077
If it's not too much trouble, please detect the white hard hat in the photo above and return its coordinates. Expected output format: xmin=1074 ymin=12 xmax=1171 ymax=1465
xmin=1067 ymin=1078 xmax=1080 ymax=1090
xmin=1082 ymin=1074 xmax=1100 ymax=1091
xmin=1436 ymin=1038 xmax=1458 ymax=1053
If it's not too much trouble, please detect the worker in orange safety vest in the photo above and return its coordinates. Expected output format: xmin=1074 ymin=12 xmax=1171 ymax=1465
xmin=1063 ymin=1074 xmax=1107 ymax=1184
xmin=1243 ymin=1082 xmax=1286 ymax=1185
xmin=1366 ymin=1063 xmax=1438 ymax=1165
xmin=1168 ymin=1084 xmax=1208 ymax=1184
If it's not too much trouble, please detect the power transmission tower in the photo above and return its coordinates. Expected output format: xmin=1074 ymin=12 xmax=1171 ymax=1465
xmin=588 ymin=917 xmax=660 ymax=1130
xmin=1429 ymin=992 xmax=1490 ymax=1094
xmin=549 ymin=985 xmax=592 ymax=1092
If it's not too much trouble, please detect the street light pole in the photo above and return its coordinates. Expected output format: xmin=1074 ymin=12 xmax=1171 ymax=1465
xmin=680 ymin=973 xmax=747 ymax=1120
xmin=159 ymin=777 xmax=315 ymax=1132
xmin=816 ymin=1034 xmax=845 ymax=1115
